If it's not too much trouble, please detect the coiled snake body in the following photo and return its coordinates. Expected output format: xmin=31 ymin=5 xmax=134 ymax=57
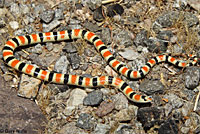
xmin=2 ymin=29 xmax=198 ymax=103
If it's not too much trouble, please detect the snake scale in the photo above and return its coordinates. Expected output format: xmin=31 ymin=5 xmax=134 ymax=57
xmin=2 ymin=29 xmax=198 ymax=103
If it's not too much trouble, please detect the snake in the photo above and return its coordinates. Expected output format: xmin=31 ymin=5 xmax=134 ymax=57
xmin=2 ymin=29 xmax=198 ymax=103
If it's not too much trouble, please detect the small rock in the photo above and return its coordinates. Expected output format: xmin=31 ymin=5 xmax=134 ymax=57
xmin=188 ymin=0 xmax=200 ymax=11
xmin=144 ymin=38 xmax=168 ymax=53
xmin=32 ymin=44 xmax=43 ymax=54
xmin=0 ymin=18 xmax=6 ymax=28
xmin=9 ymin=21 xmax=19 ymax=30
xmin=114 ymin=105 xmax=137 ymax=122
xmin=163 ymin=103 xmax=173 ymax=116
xmin=113 ymin=93 xmax=128 ymax=110
xmin=55 ymin=8 xmax=64 ymax=20
xmin=139 ymin=80 xmax=165 ymax=95
xmin=92 ymin=123 xmax=110 ymax=134
xmin=118 ymin=48 xmax=140 ymax=60
xmin=157 ymin=30 xmax=173 ymax=41
xmin=137 ymin=107 xmax=165 ymax=130
xmin=107 ymin=4 xmax=124 ymax=17
xmin=181 ymin=127 xmax=190 ymax=134
xmin=115 ymin=125 xmax=135 ymax=134
xmin=43 ymin=20 xmax=61 ymax=32
xmin=18 ymin=74 xmax=41 ymax=99
xmin=93 ymin=7 xmax=104 ymax=22
xmin=68 ymin=53 xmax=80 ymax=70
xmin=194 ymin=124 xmax=200 ymax=134
xmin=134 ymin=30 xmax=148 ymax=47
xmin=10 ymin=3 xmax=21 ymax=17
xmin=54 ymin=55 xmax=69 ymax=74
xmin=76 ymin=113 xmax=96 ymax=130
xmin=100 ymin=28 xmax=112 ymax=45
xmin=184 ymin=67 xmax=200 ymax=89
xmin=114 ymin=30 xmax=133 ymax=47
xmin=0 ymin=0 xmax=4 ymax=8
xmin=40 ymin=9 xmax=55 ymax=24
xmin=164 ymin=93 xmax=183 ymax=108
xmin=84 ymin=22 xmax=100 ymax=32
xmin=158 ymin=119 xmax=179 ymax=134
xmin=63 ymin=106 xmax=75 ymax=117
xmin=67 ymin=88 xmax=87 ymax=107
xmin=96 ymin=101 xmax=115 ymax=117
xmin=59 ymin=122 xmax=86 ymax=134
xmin=83 ymin=90 xmax=103 ymax=106
xmin=63 ymin=43 xmax=78 ymax=53
xmin=181 ymin=102 xmax=193 ymax=116
xmin=82 ymin=0 xmax=101 ymax=10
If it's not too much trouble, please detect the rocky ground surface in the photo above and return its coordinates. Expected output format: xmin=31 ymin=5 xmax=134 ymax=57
xmin=1 ymin=0 xmax=200 ymax=134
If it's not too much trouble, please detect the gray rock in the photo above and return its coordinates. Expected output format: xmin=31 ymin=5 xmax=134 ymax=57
xmin=20 ymin=4 xmax=30 ymax=14
xmin=134 ymin=30 xmax=148 ymax=47
xmin=55 ymin=8 xmax=64 ymax=20
xmin=46 ymin=43 xmax=54 ymax=51
xmin=158 ymin=119 xmax=179 ymax=134
xmin=185 ymin=67 xmax=200 ymax=89
xmin=67 ymin=88 xmax=87 ymax=107
xmin=10 ymin=3 xmax=21 ymax=17
xmin=92 ymin=123 xmax=110 ymax=134
xmin=43 ymin=19 xmax=61 ymax=32
xmin=100 ymin=28 xmax=111 ymax=45
xmin=40 ymin=9 xmax=55 ymax=24
xmin=59 ymin=122 xmax=87 ymax=134
xmin=63 ymin=43 xmax=78 ymax=53
xmin=114 ymin=30 xmax=133 ymax=47
xmin=144 ymin=38 xmax=168 ymax=53
xmin=0 ymin=17 xmax=5 ymax=28
xmin=93 ymin=7 xmax=104 ymax=22
xmin=194 ymin=124 xmax=200 ymax=134
xmin=83 ymin=90 xmax=103 ymax=106
xmin=76 ymin=113 xmax=96 ymax=130
xmin=157 ymin=30 xmax=173 ymax=41
xmin=82 ymin=0 xmax=101 ymax=10
xmin=118 ymin=48 xmax=140 ymax=60
xmin=54 ymin=56 xmax=69 ymax=74
xmin=139 ymin=80 xmax=165 ymax=95
xmin=84 ymin=48 xmax=95 ymax=57
xmin=164 ymin=93 xmax=183 ymax=108
xmin=84 ymin=22 xmax=100 ymax=32
xmin=137 ymin=107 xmax=165 ymax=130
xmin=0 ymin=0 xmax=4 ymax=8
xmin=113 ymin=93 xmax=129 ymax=110
xmin=181 ymin=127 xmax=190 ymax=134
xmin=32 ymin=44 xmax=43 ymax=54
xmin=115 ymin=125 xmax=134 ymax=134
xmin=68 ymin=53 xmax=80 ymax=69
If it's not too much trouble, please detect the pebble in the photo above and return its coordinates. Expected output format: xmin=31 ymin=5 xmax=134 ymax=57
xmin=115 ymin=124 xmax=134 ymax=134
xmin=18 ymin=74 xmax=41 ymax=99
xmin=92 ymin=123 xmax=110 ymax=134
xmin=54 ymin=55 xmax=69 ymax=74
xmin=107 ymin=4 xmax=124 ymax=17
xmin=83 ymin=90 xmax=103 ymax=106
xmin=40 ymin=9 xmax=55 ymax=24
xmin=188 ymin=0 xmax=200 ymax=11
xmin=68 ymin=53 xmax=80 ymax=69
xmin=32 ymin=44 xmax=43 ymax=54
xmin=82 ymin=0 xmax=101 ymax=10
xmin=43 ymin=20 xmax=61 ymax=32
xmin=67 ymin=88 xmax=87 ymax=107
xmin=157 ymin=30 xmax=173 ymax=41
xmin=9 ymin=21 xmax=19 ymax=30
xmin=84 ymin=22 xmax=100 ymax=32
xmin=113 ymin=93 xmax=128 ymax=110
xmin=59 ymin=122 xmax=87 ymax=134
xmin=114 ymin=30 xmax=133 ymax=47
xmin=96 ymin=101 xmax=115 ymax=117
xmin=181 ymin=127 xmax=190 ymax=134
xmin=181 ymin=102 xmax=193 ymax=116
xmin=134 ymin=30 xmax=148 ymax=47
xmin=144 ymin=38 xmax=168 ymax=53
xmin=158 ymin=119 xmax=178 ymax=134
xmin=164 ymin=93 xmax=183 ymax=108
xmin=184 ymin=67 xmax=200 ymax=89
xmin=76 ymin=113 xmax=96 ymax=130
xmin=137 ymin=107 xmax=165 ymax=130
xmin=139 ymin=80 xmax=165 ymax=95
xmin=63 ymin=43 xmax=78 ymax=53
xmin=100 ymin=28 xmax=112 ymax=45
xmin=10 ymin=3 xmax=21 ymax=17
xmin=0 ymin=0 xmax=4 ymax=8
xmin=0 ymin=18 xmax=6 ymax=28
xmin=163 ymin=103 xmax=173 ymax=116
xmin=114 ymin=105 xmax=137 ymax=122
xmin=93 ymin=6 xmax=104 ymax=22
xmin=118 ymin=48 xmax=140 ymax=60
xmin=55 ymin=8 xmax=64 ymax=20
